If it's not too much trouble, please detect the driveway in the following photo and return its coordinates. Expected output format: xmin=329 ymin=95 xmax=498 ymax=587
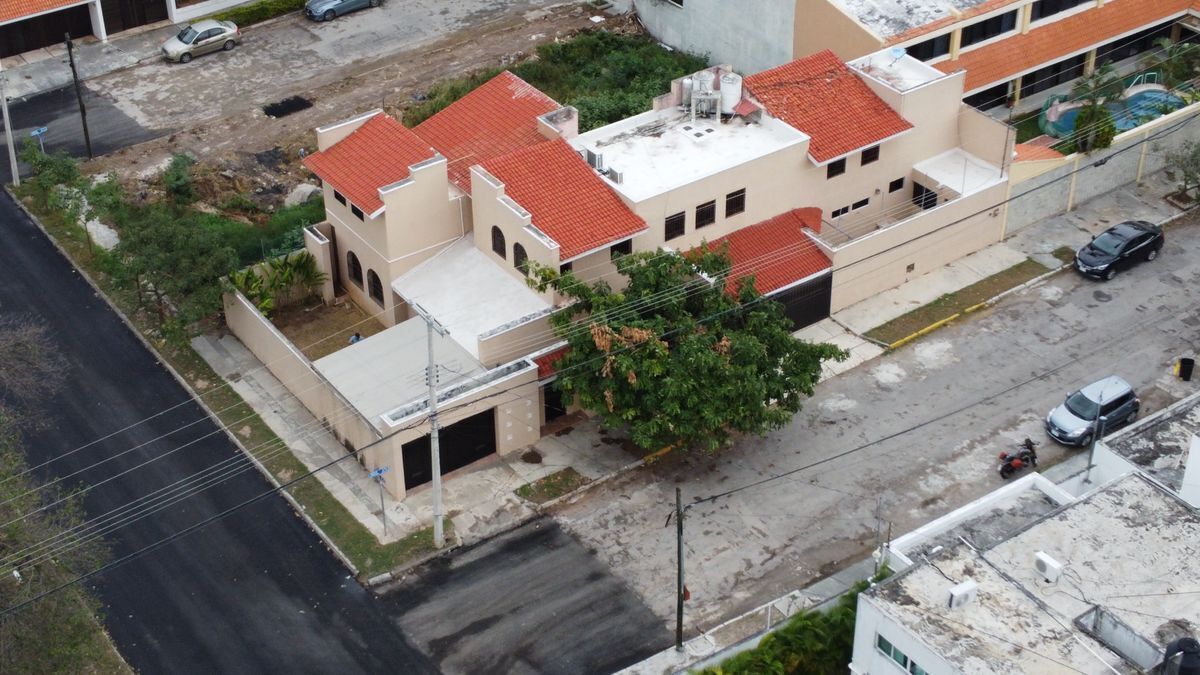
xmin=0 ymin=192 xmax=435 ymax=673
xmin=552 ymin=216 xmax=1200 ymax=633
xmin=384 ymin=518 xmax=670 ymax=674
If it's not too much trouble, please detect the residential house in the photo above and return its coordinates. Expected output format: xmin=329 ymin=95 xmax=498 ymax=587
xmin=636 ymin=0 xmax=1200 ymax=112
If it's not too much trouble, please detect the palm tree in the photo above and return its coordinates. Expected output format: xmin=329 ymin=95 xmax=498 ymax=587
xmin=1141 ymin=37 xmax=1200 ymax=90
xmin=1070 ymin=62 xmax=1124 ymax=152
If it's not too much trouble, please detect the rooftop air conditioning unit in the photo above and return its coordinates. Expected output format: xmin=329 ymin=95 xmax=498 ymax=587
xmin=585 ymin=148 xmax=604 ymax=171
xmin=1035 ymin=551 xmax=1063 ymax=583
xmin=607 ymin=168 xmax=623 ymax=184
xmin=948 ymin=580 xmax=978 ymax=609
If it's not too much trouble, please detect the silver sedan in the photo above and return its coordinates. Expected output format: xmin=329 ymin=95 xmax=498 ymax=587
xmin=161 ymin=20 xmax=242 ymax=63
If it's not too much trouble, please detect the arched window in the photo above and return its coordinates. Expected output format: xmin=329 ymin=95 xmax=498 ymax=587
xmin=513 ymin=243 xmax=528 ymax=276
xmin=367 ymin=270 xmax=384 ymax=305
xmin=346 ymin=251 xmax=363 ymax=288
xmin=491 ymin=226 xmax=506 ymax=259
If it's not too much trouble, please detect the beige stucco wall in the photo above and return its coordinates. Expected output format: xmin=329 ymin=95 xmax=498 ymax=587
xmin=303 ymin=224 xmax=337 ymax=304
xmin=477 ymin=312 xmax=558 ymax=369
xmin=469 ymin=166 xmax=560 ymax=303
xmin=829 ymin=180 xmax=1008 ymax=309
xmin=958 ymin=104 xmax=1015 ymax=170
xmin=793 ymin=0 xmax=883 ymax=61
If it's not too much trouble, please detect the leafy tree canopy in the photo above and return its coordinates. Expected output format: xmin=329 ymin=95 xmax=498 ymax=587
xmin=531 ymin=248 xmax=845 ymax=453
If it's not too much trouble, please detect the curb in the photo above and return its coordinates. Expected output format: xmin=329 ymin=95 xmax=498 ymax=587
xmin=4 ymin=187 xmax=359 ymax=578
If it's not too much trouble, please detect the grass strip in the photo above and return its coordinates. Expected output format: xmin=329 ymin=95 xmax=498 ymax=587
xmin=515 ymin=468 xmax=589 ymax=504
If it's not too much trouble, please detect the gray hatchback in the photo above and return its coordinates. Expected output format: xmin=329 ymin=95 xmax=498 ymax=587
xmin=1045 ymin=375 xmax=1140 ymax=446
xmin=305 ymin=0 xmax=380 ymax=21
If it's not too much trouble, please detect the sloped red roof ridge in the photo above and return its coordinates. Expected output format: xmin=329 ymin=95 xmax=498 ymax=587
xmin=302 ymin=113 xmax=436 ymax=214
xmin=414 ymin=71 xmax=560 ymax=191
xmin=481 ymin=139 xmax=647 ymax=260
xmin=744 ymin=51 xmax=913 ymax=164
xmin=935 ymin=0 xmax=1192 ymax=92
xmin=0 ymin=0 xmax=83 ymax=23
xmin=700 ymin=207 xmax=831 ymax=295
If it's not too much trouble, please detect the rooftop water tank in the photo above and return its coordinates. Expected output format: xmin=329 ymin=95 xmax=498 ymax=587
xmin=681 ymin=77 xmax=694 ymax=108
xmin=694 ymin=69 xmax=715 ymax=94
xmin=720 ymin=72 xmax=743 ymax=115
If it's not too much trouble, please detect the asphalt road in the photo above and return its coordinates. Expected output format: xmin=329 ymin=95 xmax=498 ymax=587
xmin=385 ymin=518 xmax=670 ymax=674
xmin=0 ymin=192 xmax=434 ymax=673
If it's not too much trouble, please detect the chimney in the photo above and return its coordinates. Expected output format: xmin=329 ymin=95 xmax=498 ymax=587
xmin=538 ymin=106 xmax=579 ymax=141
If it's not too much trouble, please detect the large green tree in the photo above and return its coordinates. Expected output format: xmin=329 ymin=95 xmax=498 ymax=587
xmin=531 ymin=248 xmax=845 ymax=453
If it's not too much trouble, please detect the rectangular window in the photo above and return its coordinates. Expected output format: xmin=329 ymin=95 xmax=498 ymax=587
xmin=963 ymin=81 xmax=1012 ymax=111
xmin=696 ymin=200 xmax=717 ymax=228
xmin=827 ymin=158 xmax=846 ymax=179
xmin=852 ymin=198 xmax=869 ymax=210
xmin=1017 ymin=53 xmax=1086 ymax=98
xmin=906 ymin=33 xmax=951 ymax=61
xmin=334 ymin=190 xmax=347 ymax=206
xmin=889 ymin=177 xmax=905 ymax=193
xmin=861 ymin=146 xmax=880 ymax=165
xmin=831 ymin=205 xmax=850 ymax=218
xmin=960 ymin=10 xmax=1018 ymax=48
xmin=1030 ymin=0 xmax=1090 ymax=21
xmin=610 ymin=239 xmax=632 ymax=259
xmin=912 ymin=182 xmax=938 ymax=210
xmin=664 ymin=212 xmax=686 ymax=241
xmin=559 ymin=262 xmax=573 ymax=274
xmin=350 ymin=204 xmax=364 ymax=220
xmin=725 ymin=188 xmax=746 ymax=217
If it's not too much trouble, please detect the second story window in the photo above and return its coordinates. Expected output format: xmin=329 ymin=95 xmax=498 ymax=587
xmin=906 ymin=33 xmax=950 ymax=61
xmin=960 ymin=10 xmax=1017 ymax=48
xmin=827 ymin=158 xmax=846 ymax=179
xmin=696 ymin=201 xmax=716 ymax=229
xmin=861 ymin=146 xmax=880 ymax=165
xmin=334 ymin=190 xmax=347 ymax=206
xmin=559 ymin=262 xmax=573 ymax=274
xmin=832 ymin=205 xmax=850 ymax=218
xmin=610 ymin=239 xmax=632 ymax=259
xmin=491 ymin=226 xmax=506 ymax=259
xmin=1031 ymin=0 xmax=1090 ymax=21
xmin=514 ymin=243 xmax=529 ymax=275
xmin=889 ymin=177 xmax=905 ymax=193
xmin=351 ymin=204 xmax=364 ymax=220
xmin=664 ymin=212 xmax=685 ymax=241
xmin=852 ymin=198 xmax=869 ymax=210
xmin=725 ymin=188 xmax=746 ymax=217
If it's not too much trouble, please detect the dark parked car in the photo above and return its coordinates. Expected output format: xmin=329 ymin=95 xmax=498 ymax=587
xmin=1074 ymin=220 xmax=1163 ymax=280
xmin=1045 ymin=375 xmax=1140 ymax=446
xmin=305 ymin=0 xmax=380 ymax=21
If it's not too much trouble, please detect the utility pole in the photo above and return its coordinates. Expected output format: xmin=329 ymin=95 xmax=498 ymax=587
xmin=675 ymin=486 xmax=685 ymax=652
xmin=413 ymin=303 xmax=448 ymax=548
xmin=64 ymin=34 xmax=93 ymax=160
xmin=0 ymin=63 xmax=18 ymax=187
xmin=1085 ymin=407 xmax=1106 ymax=484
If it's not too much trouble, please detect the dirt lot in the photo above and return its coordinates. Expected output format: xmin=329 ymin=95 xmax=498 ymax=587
xmin=272 ymin=299 xmax=387 ymax=361
xmin=85 ymin=5 xmax=612 ymax=202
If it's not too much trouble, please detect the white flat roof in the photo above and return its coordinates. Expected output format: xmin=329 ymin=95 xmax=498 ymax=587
xmin=830 ymin=0 xmax=1009 ymax=40
xmin=913 ymin=147 xmax=1004 ymax=195
xmin=391 ymin=234 xmax=551 ymax=358
xmin=851 ymin=50 xmax=948 ymax=91
xmin=312 ymin=317 xmax=486 ymax=428
xmin=570 ymin=107 xmax=808 ymax=203
xmin=1105 ymin=391 xmax=1200 ymax=495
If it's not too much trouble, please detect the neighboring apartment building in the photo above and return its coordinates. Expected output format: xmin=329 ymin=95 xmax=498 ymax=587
xmin=269 ymin=49 xmax=1010 ymax=499
xmin=636 ymin=0 xmax=1200 ymax=111
xmin=853 ymin=472 xmax=1200 ymax=674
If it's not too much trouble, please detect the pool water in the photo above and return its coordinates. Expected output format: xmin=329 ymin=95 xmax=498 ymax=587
xmin=1049 ymin=90 xmax=1185 ymax=137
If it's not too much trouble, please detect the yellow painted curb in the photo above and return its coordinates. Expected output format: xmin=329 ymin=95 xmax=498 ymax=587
xmin=962 ymin=301 xmax=990 ymax=314
xmin=643 ymin=444 xmax=677 ymax=464
xmin=888 ymin=312 xmax=961 ymax=350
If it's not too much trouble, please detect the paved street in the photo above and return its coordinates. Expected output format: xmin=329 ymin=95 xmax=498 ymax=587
xmin=553 ymin=211 xmax=1200 ymax=633
xmin=0 ymin=191 xmax=436 ymax=673
xmin=385 ymin=518 xmax=669 ymax=674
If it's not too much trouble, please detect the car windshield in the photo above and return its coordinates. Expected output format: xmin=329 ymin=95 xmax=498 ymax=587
xmin=1065 ymin=391 xmax=1099 ymax=420
xmin=1090 ymin=232 xmax=1124 ymax=256
xmin=177 ymin=27 xmax=199 ymax=43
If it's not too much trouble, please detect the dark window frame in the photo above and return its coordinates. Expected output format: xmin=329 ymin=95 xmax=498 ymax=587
xmin=960 ymin=10 xmax=1018 ymax=49
xmin=906 ymin=33 xmax=951 ymax=61
xmin=350 ymin=204 xmax=364 ymax=220
xmin=831 ymin=205 xmax=850 ymax=218
xmin=346 ymin=251 xmax=363 ymax=288
xmin=334 ymin=190 xmax=347 ymax=206
xmin=559 ymin=262 xmax=573 ymax=274
xmin=889 ymin=177 xmax=905 ymax=193
xmin=367 ymin=270 xmax=384 ymax=305
xmin=852 ymin=198 xmax=869 ymax=210
xmin=725 ymin=188 xmax=746 ymax=217
xmin=696 ymin=200 xmax=717 ymax=228
xmin=861 ymin=146 xmax=880 ymax=165
xmin=827 ymin=158 xmax=846 ymax=179
xmin=610 ymin=239 xmax=632 ymax=259
xmin=513 ymin=243 xmax=529 ymax=275
xmin=665 ymin=212 xmax=686 ymax=241
xmin=491 ymin=226 xmax=506 ymax=259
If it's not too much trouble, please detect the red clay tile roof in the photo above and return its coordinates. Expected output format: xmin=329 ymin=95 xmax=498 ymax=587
xmin=936 ymin=0 xmax=1190 ymax=92
xmin=533 ymin=346 xmax=568 ymax=379
xmin=414 ymin=71 xmax=559 ymax=191
xmin=702 ymin=208 xmax=830 ymax=295
xmin=0 ymin=0 xmax=84 ymax=24
xmin=745 ymin=51 xmax=913 ymax=164
xmin=733 ymin=98 xmax=761 ymax=116
xmin=303 ymin=113 xmax=436 ymax=215
xmin=1014 ymin=143 xmax=1065 ymax=162
xmin=482 ymin=139 xmax=647 ymax=260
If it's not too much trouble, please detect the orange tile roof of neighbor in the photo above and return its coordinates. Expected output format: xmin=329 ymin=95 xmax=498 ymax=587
xmin=936 ymin=0 xmax=1192 ymax=92
xmin=702 ymin=207 xmax=830 ymax=295
xmin=482 ymin=139 xmax=647 ymax=260
xmin=0 ymin=0 xmax=83 ymax=23
xmin=1013 ymin=143 xmax=1065 ymax=162
xmin=303 ymin=113 xmax=436 ymax=215
xmin=414 ymin=71 xmax=560 ymax=191
xmin=745 ymin=51 xmax=913 ymax=164
xmin=533 ymin=346 xmax=568 ymax=379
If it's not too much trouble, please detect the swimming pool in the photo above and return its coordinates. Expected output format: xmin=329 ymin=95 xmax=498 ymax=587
xmin=1045 ymin=88 xmax=1186 ymax=138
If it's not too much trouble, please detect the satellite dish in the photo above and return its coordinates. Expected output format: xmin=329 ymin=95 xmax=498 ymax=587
xmin=888 ymin=47 xmax=907 ymax=64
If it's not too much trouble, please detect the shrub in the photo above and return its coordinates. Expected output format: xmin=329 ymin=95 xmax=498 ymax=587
xmin=214 ymin=0 xmax=304 ymax=26
xmin=1071 ymin=104 xmax=1116 ymax=153
xmin=163 ymin=154 xmax=196 ymax=203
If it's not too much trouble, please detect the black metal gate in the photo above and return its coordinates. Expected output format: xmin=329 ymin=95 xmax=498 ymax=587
xmin=542 ymin=383 xmax=566 ymax=424
xmin=1 ymin=5 xmax=91 ymax=58
xmin=401 ymin=409 xmax=497 ymax=490
xmin=769 ymin=272 xmax=831 ymax=331
xmin=100 ymin=0 xmax=167 ymax=35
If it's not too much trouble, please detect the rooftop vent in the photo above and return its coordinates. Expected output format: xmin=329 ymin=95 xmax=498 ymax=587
xmin=606 ymin=168 xmax=623 ymax=184
xmin=585 ymin=148 xmax=604 ymax=172
xmin=1035 ymin=551 xmax=1063 ymax=583
xmin=948 ymin=580 xmax=978 ymax=609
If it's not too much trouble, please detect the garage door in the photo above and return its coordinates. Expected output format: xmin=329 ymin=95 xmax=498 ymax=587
xmin=770 ymin=272 xmax=831 ymax=331
xmin=1 ymin=5 xmax=92 ymax=58
xmin=401 ymin=409 xmax=497 ymax=490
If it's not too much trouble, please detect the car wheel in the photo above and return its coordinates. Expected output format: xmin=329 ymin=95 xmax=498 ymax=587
xmin=223 ymin=40 xmax=235 ymax=51
xmin=179 ymin=52 xmax=192 ymax=64
xmin=1127 ymin=408 xmax=1138 ymax=424
xmin=1077 ymin=433 xmax=1092 ymax=448
xmin=323 ymin=9 xmax=335 ymax=20
xmin=1000 ymin=464 xmax=1013 ymax=479
xmin=1103 ymin=267 xmax=1116 ymax=281
xmin=1146 ymin=247 xmax=1158 ymax=262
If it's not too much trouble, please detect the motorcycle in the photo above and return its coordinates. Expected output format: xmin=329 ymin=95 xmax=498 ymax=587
xmin=998 ymin=438 xmax=1039 ymax=479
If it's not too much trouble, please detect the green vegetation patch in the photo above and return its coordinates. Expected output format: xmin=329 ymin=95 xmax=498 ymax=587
xmin=1051 ymin=245 xmax=1076 ymax=265
xmin=866 ymin=259 xmax=1050 ymax=346
xmin=404 ymin=31 xmax=709 ymax=131
xmin=214 ymin=0 xmax=304 ymax=26
xmin=515 ymin=468 xmax=589 ymax=504
xmin=1012 ymin=112 xmax=1043 ymax=143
